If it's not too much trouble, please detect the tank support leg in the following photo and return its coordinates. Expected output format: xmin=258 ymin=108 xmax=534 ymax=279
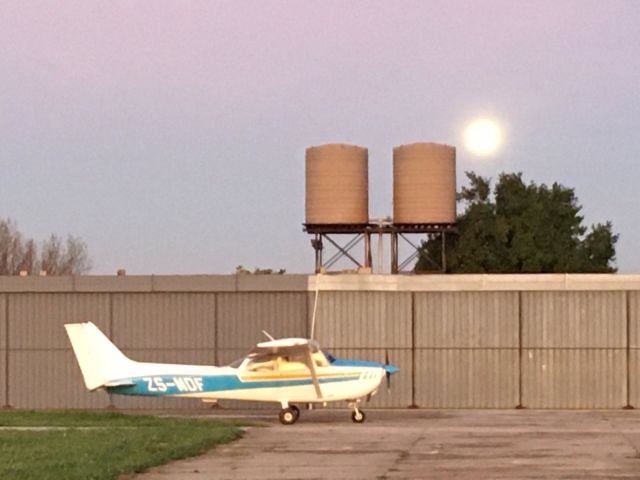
xmin=311 ymin=235 xmax=323 ymax=273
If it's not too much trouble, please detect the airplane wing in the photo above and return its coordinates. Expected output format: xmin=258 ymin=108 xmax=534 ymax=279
xmin=254 ymin=338 xmax=314 ymax=352
xmin=252 ymin=338 xmax=323 ymax=399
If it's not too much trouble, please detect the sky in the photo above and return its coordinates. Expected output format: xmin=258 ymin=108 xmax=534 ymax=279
xmin=1 ymin=0 xmax=639 ymax=274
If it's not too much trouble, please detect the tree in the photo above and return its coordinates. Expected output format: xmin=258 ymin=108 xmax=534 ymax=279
xmin=0 ymin=218 xmax=92 ymax=275
xmin=235 ymin=265 xmax=286 ymax=275
xmin=415 ymin=172 xmax=618 ymax=273
xmin=0 ymin=219 xmax=35 ymax=275
xmin=40 ymin=234 xmax=92 ymax=275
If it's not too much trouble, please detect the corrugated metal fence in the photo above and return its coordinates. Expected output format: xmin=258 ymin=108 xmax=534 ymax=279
xmin=1 ymin=274 xmax=639 ymax=409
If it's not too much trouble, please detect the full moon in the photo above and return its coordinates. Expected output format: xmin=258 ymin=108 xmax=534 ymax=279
xmin=463 ymin=118 xmax=503 ymax=156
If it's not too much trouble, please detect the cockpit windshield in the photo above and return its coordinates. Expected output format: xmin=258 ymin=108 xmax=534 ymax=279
xmin=323 ymin=351 xmax=337 ymax=364
xmin=227 ymin=357 xmax=245 ymax=368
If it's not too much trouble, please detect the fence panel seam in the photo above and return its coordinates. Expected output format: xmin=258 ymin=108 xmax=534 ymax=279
xmin=214 ymin=293 xmax=219 ymax=366
xmin=411 ymin=291 xmax=416 ymax=408
xmin=4 ymin=294 xmax=8 ymax=407
xmin=518 ymin=291 xmax=523 ymax=408
xmin=626 ymin=290 xmax=631 ymax=408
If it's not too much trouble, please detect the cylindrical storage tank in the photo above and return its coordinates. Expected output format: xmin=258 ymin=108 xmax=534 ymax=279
xmin=305 ymin=144 xmax=369 ymax=224
xmin=393 ymin=142 xmax=456 ymax=224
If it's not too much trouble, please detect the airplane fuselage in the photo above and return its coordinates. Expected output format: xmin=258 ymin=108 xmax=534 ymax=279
xmin=107 ymin=362 xmax=385 ymax=404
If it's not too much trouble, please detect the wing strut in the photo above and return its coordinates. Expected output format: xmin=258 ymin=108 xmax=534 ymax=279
xmin=304 ymin=348 xmax=323 ymax=399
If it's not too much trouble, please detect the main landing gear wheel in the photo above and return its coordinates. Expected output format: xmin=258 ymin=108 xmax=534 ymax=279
xmin=290 ymin=405 xmax=300 ymax=422
xmin=351 ymin=409 xmax=366 ymax=423
xmin=279 ymin=407 xmax=298 ymax=425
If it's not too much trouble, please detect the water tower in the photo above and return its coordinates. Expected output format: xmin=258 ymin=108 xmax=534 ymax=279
xmin=304 ymin=144 xmax=373 ymax=272
xmin=391 ymin=142 xmax=456 ymax=272
xmin=303 ymin=142 xmax=456 ymax=273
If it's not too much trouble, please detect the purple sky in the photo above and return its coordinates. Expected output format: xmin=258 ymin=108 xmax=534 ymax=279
xmin=1 ymin=1 xmax=639 ymax=274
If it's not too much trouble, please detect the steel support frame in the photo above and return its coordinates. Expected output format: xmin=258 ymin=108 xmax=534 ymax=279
xmin=392 ymin=231 xmax=446 ymax=274
xmin=310 ymin=233 xmax=372 ymax=273
xmin=305 ymin=223 xmax=453 ymax=274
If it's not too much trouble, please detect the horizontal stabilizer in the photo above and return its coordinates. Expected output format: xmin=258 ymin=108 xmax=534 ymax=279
xmin=104 ymin=380 xmax=135 ymax=387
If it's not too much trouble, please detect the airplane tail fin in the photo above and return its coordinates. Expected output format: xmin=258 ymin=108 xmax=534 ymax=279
xmin=64 ymin=322 xmax=133 ymax=391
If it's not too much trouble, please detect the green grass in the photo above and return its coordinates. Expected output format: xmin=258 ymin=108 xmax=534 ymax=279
xmin=0 ymin=410 xmax=243 ymax=480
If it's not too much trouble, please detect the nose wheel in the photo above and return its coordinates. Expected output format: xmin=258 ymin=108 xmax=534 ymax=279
xmin=351 ymin=408 xmax=366 ymax=423
xmin=279 ymin=405 xmax=300 ymax=425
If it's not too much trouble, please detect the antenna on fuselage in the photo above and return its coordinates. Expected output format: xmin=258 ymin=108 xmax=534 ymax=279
xmin=261 ymin=330 xmax=275 ymax=341
xmin=310 ymin=273 xmax=321 ymax=340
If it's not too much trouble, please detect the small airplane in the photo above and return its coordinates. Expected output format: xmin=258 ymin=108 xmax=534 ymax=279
xmin=65 ymin=322 xmax=399 ymax=424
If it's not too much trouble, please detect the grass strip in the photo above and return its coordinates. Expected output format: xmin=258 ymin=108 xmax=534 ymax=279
xmin=0 ymin=410 xmax=243 ymax=480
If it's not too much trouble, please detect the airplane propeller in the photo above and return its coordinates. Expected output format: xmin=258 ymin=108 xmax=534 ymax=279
xmin=385 ymin=349 xmax=392 ymax=392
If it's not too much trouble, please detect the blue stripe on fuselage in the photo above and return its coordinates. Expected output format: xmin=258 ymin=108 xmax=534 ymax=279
xmin=107 ymin=374 xmax=361 ymax=396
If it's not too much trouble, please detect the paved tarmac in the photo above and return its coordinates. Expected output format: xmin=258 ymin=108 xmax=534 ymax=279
xmin=130 ymin=409 xmax=640 ymax=479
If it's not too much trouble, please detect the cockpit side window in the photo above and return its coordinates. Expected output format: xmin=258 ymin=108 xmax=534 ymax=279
xmin=277 ymin=355 xmax=307 ymax=371
xmin=243 ymin=350 xmax=332 ymax=372
xmin=245 ymin=354 xmax=278 ymax=372
xmin=312 ymin=351 xmax=330 ymax=367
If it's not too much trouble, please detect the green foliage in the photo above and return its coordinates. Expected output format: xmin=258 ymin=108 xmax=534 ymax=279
xmin=416 ymin=172 xmax=618 ymax=273
xmin=0 ymin=410 xmax=243 ymax=480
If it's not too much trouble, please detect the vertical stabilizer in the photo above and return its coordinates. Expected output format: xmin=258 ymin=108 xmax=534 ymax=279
xmin=64 ymin=322 xmax=132 ymax=391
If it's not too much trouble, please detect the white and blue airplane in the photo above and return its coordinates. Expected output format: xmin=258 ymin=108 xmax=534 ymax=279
xmin=65 ymin=322 xmax=399 ymax=424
